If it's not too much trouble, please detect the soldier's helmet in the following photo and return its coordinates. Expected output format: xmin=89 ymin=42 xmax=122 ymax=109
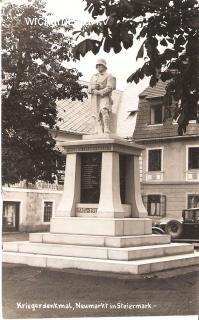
xmin=96 ymin=59 xmax=107 ymax=69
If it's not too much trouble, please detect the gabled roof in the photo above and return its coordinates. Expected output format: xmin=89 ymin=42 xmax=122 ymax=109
xmin=139 ymin=80 xmax=170 ymax=99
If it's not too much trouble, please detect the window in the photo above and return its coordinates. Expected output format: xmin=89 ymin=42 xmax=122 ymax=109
xmin=142 ymin=195 xmax=166 ymax=217
xmin=148 ymin=149 xmax=162 ymax=171
xmin=150 ymin=104 xmax=164 ymax=125
xmin=188 ymin=194 xmax=199 ymax=209
xmin=43 ymin=201 xmax=53 ymax=222
xmin=188 ymin=147 xmax=199 ymax=170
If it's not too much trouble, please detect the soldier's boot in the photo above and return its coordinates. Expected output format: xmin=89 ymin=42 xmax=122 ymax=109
xmin=101 ymin=109 xmax=110 ymax=133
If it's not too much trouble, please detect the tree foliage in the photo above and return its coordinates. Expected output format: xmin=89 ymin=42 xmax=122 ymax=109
xmin=73 ymin=0 xmax=199 ymax=134
xmin=2 ymin=0 xmax=86 ymax=185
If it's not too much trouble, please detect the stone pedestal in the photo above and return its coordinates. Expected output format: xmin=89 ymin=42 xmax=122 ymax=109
xmin=51 ymin=134 xmax=147 ymax=226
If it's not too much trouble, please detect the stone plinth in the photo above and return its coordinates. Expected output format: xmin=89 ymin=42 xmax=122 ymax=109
xmin=50 ymin=217 xmax=152 ymax=236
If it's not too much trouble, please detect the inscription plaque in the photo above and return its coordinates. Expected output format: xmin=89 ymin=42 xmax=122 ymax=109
xmin=81 ymin=153 xmax=102 ymax=203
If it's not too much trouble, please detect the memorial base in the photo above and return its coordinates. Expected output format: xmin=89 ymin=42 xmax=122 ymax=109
xmin=3 ymin=232 xmax=199 ymax=274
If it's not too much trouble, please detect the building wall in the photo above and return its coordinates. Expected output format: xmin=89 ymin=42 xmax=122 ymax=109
xmin=2 ymin=188 xmax=62 ymax=231
xmin=141 ymin=138 xmax=199 ymax=183
xmin=140 ymin=137 xmax=199 ymax=221
xmin=141 ymin=183 xmax=199 ymax=221
xmin=133 ymin=89 xmax=199 ymax=222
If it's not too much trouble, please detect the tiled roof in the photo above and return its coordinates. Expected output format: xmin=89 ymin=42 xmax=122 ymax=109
xmin=56 ymin=97 xmax=93 ymax=135
xmin=56 ymin=81 xmax=122 ymax=135
xmin=139 ymin=80 xmax=170 ymax=99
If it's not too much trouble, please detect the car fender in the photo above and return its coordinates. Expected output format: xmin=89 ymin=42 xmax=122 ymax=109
xmin=152 ymin=226 xmax=165 ymax=234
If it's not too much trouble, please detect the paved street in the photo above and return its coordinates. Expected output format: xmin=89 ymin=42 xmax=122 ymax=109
xmin=2 ymin=232 xmax=199 ymax=318
xmin=2 ymin=262 xmax=199 ymax=319
xmin=2 ymin=232 xmax=29 ymax=242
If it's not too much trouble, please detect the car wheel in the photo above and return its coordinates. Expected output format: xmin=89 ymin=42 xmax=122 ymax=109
xmin=165 ymin=220 xmax=183 ymax=239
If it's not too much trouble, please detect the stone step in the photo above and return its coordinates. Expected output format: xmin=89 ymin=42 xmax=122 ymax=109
xmin=29 ymin=233 xmax=171 ymax=248
xmin=3 ymin=241 xmax=194 ymax=261
xmin=3 ymin=251 xmax=199 ymax=274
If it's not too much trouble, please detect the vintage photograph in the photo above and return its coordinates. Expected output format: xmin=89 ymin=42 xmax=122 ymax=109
xmin=1 ymin=0 xmax=199 ymax=319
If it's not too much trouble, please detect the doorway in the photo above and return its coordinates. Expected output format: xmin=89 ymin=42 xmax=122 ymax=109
xmin=3 ymin=201 xmax=20 ymax=231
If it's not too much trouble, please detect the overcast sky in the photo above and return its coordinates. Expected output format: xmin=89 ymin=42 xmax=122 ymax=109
xmin=5 ymin=0 xmax=150 ymax=103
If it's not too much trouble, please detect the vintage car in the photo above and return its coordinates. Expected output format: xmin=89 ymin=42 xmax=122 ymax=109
xmin=153 ymin=208 xmax=199 ymax=239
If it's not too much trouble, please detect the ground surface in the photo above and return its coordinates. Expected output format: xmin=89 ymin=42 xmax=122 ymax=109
xmin=2 ymin=232 xmax=29 ymax=242
xmin=2 ymin=232 xmax=199 ymax=319
xmin=2 ymin=263 xmax=199 ymax=319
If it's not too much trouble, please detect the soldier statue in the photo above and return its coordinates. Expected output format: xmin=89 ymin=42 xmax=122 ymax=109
xmin=88 ymin=59 xmax=116 ymax=134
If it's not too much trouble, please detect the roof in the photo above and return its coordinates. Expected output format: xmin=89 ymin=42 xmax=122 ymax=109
xmin=56 ymin=97 xmax=93 ymax=135
xmin=134 ymin=78 xmax=199 ymax=141
xmin=139 ymin=80 xmax=170 ymax=99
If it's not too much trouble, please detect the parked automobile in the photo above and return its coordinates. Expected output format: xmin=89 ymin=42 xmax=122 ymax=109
xmin=153 ymin=208 xmax=199 ymax=239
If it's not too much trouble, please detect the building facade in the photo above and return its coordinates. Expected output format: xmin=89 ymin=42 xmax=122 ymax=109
xmin=134 ymin=81 xmax=199 ymax=222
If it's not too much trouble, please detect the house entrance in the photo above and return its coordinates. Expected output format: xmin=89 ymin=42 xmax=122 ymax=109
xmin=3 ymin=201 xmax=20 ymax=231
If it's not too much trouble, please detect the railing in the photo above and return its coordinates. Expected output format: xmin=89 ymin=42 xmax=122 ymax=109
xmin=4 ymin=181 xmax=64 ymax=191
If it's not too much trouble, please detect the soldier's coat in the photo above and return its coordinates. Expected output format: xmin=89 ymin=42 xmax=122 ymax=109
xmin=88 ymin=71 xmax=116 ymax=119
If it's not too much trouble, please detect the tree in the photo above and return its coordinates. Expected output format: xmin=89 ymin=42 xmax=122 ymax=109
xmin=73 ymin=0 xmax=199 ymax=134
xmin=2 ymin=0 xmax=86 ymax=185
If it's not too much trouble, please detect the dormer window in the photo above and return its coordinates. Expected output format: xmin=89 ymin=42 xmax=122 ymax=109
xmin=150 ymin=104 xmax=164 ymax=125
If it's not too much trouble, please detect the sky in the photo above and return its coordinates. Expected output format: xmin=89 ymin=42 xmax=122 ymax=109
xmin=44 ymin=0 xmax=149 ymax=95
xmin=4 ymin=0 xmax=150 ymax=104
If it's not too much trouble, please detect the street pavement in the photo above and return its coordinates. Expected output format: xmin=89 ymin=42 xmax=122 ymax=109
xmin=2 ymin=263 xmax=199 ymax=319
xmin=2 ymin=232 xmax=199 ymax=318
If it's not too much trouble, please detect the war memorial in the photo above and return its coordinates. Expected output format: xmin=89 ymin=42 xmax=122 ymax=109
xmin=3 ymin=59 xmax=199 ymax=274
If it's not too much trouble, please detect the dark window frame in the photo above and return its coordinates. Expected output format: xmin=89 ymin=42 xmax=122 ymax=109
xmin=43 ymin=201 xmax=53 ymax=223
xmin=148 ymin=148 xmax=162 ymax=172
xmin=150 ymin=104 xmax=164 ymax=125
xmin=142 ymin=194 xmax=166 ymax=217
xmin=188 ymin=147 xmax=199 ymax=170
